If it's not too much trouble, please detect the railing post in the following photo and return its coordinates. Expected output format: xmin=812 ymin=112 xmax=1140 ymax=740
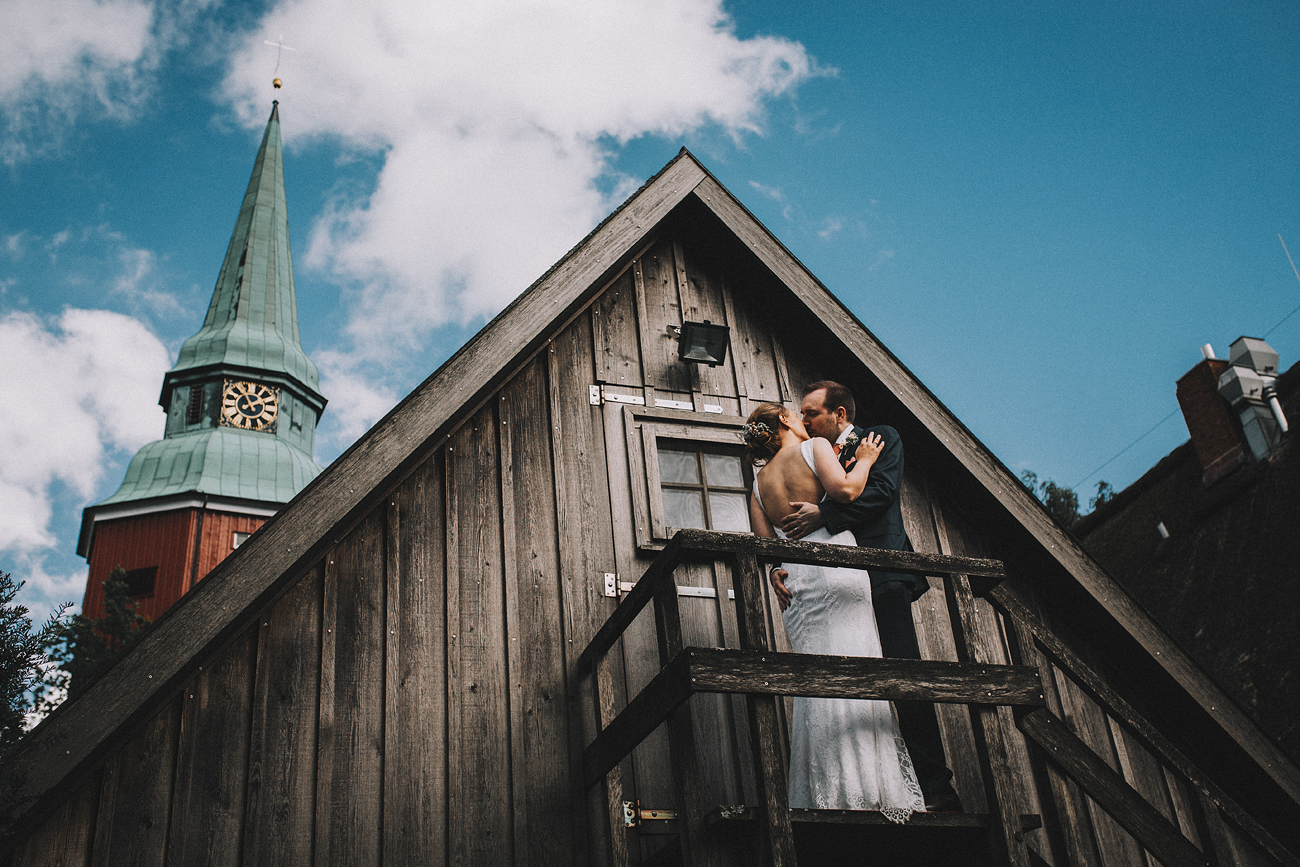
xmin=653 ymin=555 xmax=720 ymax=867
xmin=945 ymin=570 xmax=1032 ymax=867
xmin=592 ymin=652 xmax=631 ymax=867
xmin=733 ymin=552 xmax=798 ymax=867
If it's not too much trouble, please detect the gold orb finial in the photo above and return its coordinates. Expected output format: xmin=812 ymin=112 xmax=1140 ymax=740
xmin=273 ymin=77 xmax=283 ymax=89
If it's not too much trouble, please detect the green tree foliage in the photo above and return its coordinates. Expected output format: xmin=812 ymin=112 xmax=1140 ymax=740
xmin=44 ymin=567 xmax=150 ymax=703
xmin=1089 ymin=480 xmax=1115 ymax=511
xmin=1019 ymin=470 xmax=1082 ymax=527
xmin=0 ymin=570 xmax=68 ymax=754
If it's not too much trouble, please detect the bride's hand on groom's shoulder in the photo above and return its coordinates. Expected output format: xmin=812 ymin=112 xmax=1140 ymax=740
xmin=855 ymin=432 xmax=884 ymax=465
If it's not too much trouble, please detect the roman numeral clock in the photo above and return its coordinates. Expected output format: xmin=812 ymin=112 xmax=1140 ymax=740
xmin=220 ymin=379 xmax=280 ymax=432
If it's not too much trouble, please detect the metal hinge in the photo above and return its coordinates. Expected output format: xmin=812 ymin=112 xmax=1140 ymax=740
xmin=589 ymin=385 xmax=721 ymax=413
xmin=603 ymin=574 xmax=733 ymax=600
xmin=589 ymin=385 xmax=645 ymax=406
xmin=623 ymin=801 xmax=677 ymax=827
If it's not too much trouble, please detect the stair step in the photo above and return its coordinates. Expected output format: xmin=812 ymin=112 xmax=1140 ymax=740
xmin=703 ymin=806 xmax=1042 ymax=867
xmin=710 ymin=805 xmax=1039 ymax=830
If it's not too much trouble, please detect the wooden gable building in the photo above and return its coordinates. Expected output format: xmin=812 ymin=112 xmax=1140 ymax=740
xmin=6 ymin=152 xmax=1300 ymax=867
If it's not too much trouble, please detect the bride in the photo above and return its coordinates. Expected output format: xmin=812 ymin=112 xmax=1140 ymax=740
xmin=743 ymin=401 xmax=925 ymax=822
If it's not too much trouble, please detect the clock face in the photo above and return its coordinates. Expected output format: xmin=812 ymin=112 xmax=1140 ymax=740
xmin=220 ymin=380 xmax=280 ymax=431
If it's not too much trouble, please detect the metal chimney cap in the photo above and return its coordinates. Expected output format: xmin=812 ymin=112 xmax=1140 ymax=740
xmin=1228 ymin=336 xmax=1279 ymax=376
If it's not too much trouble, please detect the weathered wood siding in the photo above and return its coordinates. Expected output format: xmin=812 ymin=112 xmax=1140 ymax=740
xmin=15 ymin=217 xmax=1279 ymax=867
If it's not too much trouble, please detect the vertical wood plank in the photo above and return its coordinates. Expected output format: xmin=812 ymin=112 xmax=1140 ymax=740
xmin=637 ymin=238 xmax=692 ymax=395
xmin=315 ymin=511 xmax=386 ymax=866
xmin=1109 ymin=715 xmax=1181 ymax=866
xmin=672 ymin=237 xmax=735 ymax=401
xmin=733 ymin=552 xmax=796 ymax=867
xmin=632 ymin=258 xmax=659 ymax=408
xmin=446 ymin=409 xmax=511 ymax=866
xmin=604 ymin=403 xmax=676 ymax=844
xmin=719 ymin=281 xmax=750 ymax=416
xmin=548 ymin=317 xmax=625 ymax=866
xmin=90 ymin=698 xmax=180 ymax=867
xmin=711 ymin=559 xmax=759 ymax=805
xmin=384 ymin=453 xmax=448 ymax=866
xmin=674 ymin=561 xmax=745 ymax=809
xmin=591 ymin=270 xmax=642 ymax=387
xmin=500 ymin=361 xmax=580 ymax=866
xmin=12 ymin=768 xmax=101 ymax=867
xmin=242 ymin=563 xmax=322 ymax=866
xmin=1053 ymin=665 xmax=1148 ymax=866
xmin=1004 ymin=599 xmax=1092 ymax=867
xmin=653 ymin=568 xmax=723 ymax=867
xmin=899 ymin=472 xmax=987 ymax=812
xmin=167 ymin=627 xmax=256 ymax=866
xmin=1163 ymin=768 xmax=1204 ymax=852
xmin=931 ymin=502 xmax=1030 ymax=867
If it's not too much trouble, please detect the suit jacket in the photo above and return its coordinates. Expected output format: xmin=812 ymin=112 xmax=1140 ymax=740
xmin=818 ymin=424 xmax=925 ymax=600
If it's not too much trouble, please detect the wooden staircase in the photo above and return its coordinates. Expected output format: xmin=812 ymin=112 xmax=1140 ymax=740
xmin=575 ymin=529 xmax=1300 ymax=867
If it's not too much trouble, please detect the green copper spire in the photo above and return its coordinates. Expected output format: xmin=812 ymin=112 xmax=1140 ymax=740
xmin=169 ymin=101 xmax=319 ymax=392
xmin=83 ymin=103 xmax=325 ymax=529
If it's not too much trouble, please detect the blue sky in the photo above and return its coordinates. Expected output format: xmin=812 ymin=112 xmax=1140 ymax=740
xmin=2 ymin=0 xmax=1298 ymax=618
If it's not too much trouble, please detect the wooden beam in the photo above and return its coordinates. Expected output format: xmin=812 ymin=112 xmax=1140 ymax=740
xmin=6 ymin=153 xmax=712 ymax=822
xmin=671 ymin=528 xmax=1007 ymax=579
xmin=573 ymin=534 xmax=683 ymax=677
xmin=690 ymin=173 xmax=1300 ymax=805
xmin=989 ymin=584 xmax=1300 ymax=867
xmin=681 ymin=648 xmax=1044 ymax=706
xmin=1018 ymin=708 xmax=1210 ymax=867
xmin=583 ymin=652 xmax=692 ymax=789
xmin=733 ymin=552 xmax=797 ymax=867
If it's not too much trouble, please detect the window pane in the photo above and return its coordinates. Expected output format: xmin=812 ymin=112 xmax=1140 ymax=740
xmin=702 ymin=453 xmax=745 ymax=488
xmin=709 ymin=492 xmax=751 ymax=532
xmin=663 ymin=489 xmax=706 ymax=529
xmin=658 ymin=448 xmax=700 ymax=484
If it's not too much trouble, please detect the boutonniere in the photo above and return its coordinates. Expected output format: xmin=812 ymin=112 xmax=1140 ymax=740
xmin=842 ymin=432 xmax=860 ymax=468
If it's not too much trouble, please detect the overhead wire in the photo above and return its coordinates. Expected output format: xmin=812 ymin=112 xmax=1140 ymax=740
xmin=1072 ymin=233 xmax=1300 ymax=491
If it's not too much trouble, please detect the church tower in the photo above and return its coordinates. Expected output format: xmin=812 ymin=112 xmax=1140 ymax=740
xmin=76 ymin=101 xmax=326 ymax=622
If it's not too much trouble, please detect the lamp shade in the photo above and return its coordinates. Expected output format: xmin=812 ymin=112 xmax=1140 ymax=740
xmin=677 ymin=320 xmax=730 ymax=367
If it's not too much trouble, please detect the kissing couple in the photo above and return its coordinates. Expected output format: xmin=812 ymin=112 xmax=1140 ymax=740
xmin=743 ymin=381 xmax=960 ymax=818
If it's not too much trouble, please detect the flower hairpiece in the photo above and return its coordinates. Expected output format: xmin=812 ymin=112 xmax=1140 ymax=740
xmin=742 ymin=421 xmax=773 ymax=443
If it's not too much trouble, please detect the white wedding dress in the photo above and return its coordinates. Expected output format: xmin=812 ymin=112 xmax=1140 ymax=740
xmin=758 ymin=439 xmax=925 ymax=822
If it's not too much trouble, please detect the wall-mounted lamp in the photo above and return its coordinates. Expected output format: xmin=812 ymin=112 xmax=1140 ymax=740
xmin=673 ymin=320 xmax=731 ymax=367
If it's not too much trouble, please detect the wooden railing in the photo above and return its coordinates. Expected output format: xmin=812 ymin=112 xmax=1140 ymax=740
xmin=575 ymin=530 xmax=1300 ymax=867
xmin=575 ymin=530 xmax=1042 ymax=867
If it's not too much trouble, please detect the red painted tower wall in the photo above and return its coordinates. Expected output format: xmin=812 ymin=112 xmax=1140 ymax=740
xmin=82 ymin=510 xmax=267 ymax=622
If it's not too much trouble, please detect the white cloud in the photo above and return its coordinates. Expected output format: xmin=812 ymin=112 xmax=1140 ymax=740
xmin=0 ymin=0 xmax=156 ymax=162
xmin=111 ymin=244 xmax=187 ymax=318
xmin=817 ymin=217 xmax=843 ymax=239
xmin=312 ymin=348 xmax=401 ymax=454
xmin=222 ymin=0 xmax=822 ymax=379
xmin=0 ymin=308 xmax=169 ymax=554
xmin=869 ymin=248 xmax=895 ymax=271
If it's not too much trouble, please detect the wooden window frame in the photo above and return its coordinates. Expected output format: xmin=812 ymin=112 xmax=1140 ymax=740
xmin=624 ymin=405 xmax=751 ymax=550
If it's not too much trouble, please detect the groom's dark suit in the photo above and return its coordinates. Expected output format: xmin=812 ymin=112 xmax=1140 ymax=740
xmin=818 ymin=424 xmax=957 ymax=804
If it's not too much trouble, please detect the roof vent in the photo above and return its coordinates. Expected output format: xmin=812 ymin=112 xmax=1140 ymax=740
xmin=1217 ymin=336 xmax=1286 ymax=461
xmin=1227 ymin=336 xmax=1278 ymax=376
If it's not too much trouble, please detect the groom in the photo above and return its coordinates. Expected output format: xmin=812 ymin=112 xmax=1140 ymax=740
xmin=772 ymin=380 xmax=961 ymax=812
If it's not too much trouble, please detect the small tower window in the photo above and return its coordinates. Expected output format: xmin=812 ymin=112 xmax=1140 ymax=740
xmin=186 ymin=385 xmax=204 ymax=425
xmin=233 ymin=531 xmax=252 ymax=549
xmin=123 ymin=566 xmax=157 ymax=597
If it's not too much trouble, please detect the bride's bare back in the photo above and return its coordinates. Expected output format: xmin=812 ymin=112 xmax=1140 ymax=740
xmin=756 ymin=443 xmax=823 ymax=526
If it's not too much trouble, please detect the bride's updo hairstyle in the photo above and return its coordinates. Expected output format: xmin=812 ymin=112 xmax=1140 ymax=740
xmin=743 ymin=402 xmax=785 ymax=466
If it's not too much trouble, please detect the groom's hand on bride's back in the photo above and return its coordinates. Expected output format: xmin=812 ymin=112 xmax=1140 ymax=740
xmin=770 ymin=568 xmax=792 ymax=611
xmin=781 ymin=501 xmax=824 ymax=539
